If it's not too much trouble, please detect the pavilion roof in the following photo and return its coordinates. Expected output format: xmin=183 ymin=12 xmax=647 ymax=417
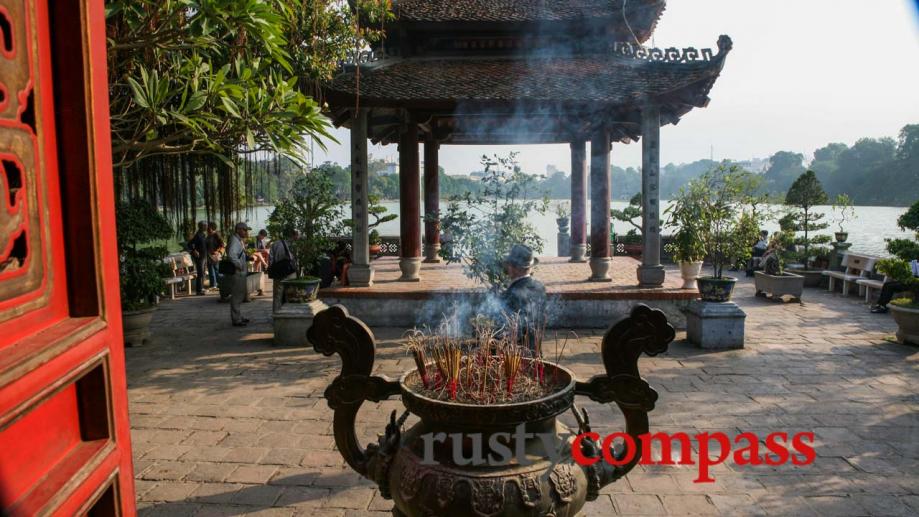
xmin=325 ymin=36 xmax=732 ymax=144
xmin=393 ymin=0 xmax=665 ymax=25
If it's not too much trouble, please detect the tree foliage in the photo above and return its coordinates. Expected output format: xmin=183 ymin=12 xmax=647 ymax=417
xmin=680 ymin=165 xmax=763 ymax=278
xmin=784 ymin=170 xmax=831 ymax=267
xmin=439 ymin=154 xmax=549 ymax=290
xmin=267 ymin=169 xmax=345 ymax=275
xmin=107 ymin=0 xmax=391 ymax=227
xmin=116 ymin=200 xmax=174 ymax=310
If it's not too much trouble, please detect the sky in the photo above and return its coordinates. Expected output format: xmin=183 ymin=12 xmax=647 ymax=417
xmin=311 ymin=0 xmax=919 ymax=175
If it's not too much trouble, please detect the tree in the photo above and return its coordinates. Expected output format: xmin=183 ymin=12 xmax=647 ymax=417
xmin=267 ymin=169 xmax=345 ymax=276
xmin=763 ymin=151 xmax=806 ymax=193
xmin=897 ymin=124 xmax=919 ymax=162
xmin=681 ymin=165 xmax=762 ymax=279
xmin=611 ymin=193 xmax=642 ymax=243
xmin=785 ymin=170 xmax=831 ymax=267
xmin=439 ymin=153 xmax=549 ymax=290
xmin=886 ymin=201 xmax=919 ymax=262
xmin=107 ymin=0 xmax=391 ymax=224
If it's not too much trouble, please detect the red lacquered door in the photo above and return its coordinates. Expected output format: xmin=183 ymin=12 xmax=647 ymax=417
xmin=0 ymin=0 xmax=135 ymax=515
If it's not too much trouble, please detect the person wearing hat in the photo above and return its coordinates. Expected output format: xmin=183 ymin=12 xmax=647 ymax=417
xmin=227 ymin=222 xmax=252 ymax=326
xmin=501 ymin=244 xmax=547 ymax=350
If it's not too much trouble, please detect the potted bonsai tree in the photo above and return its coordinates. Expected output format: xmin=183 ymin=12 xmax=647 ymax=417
xmin=664 ymin=188 xmax=706 ymax=289
xmin=784 ymin=170 xmax=832 ymax=285
xmin=348 ymin=194 xmax=396 ymax=257
xmin=116 ymin=200 xmax=172 ymax=346
xmin=691 ymin=165 xmax=762 ymax=302
xmin=611 ymin=193 xmax=643 ymax=257
xmin=832 ymin=193 xmax=856 ymax=243
xmin=753 ymin=232 xmax=805 ymax=302
xmin=877 ymin=201 xmax=919 ymax=345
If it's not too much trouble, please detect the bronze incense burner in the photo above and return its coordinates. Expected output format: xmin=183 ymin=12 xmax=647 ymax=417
xmin=309 ymin=304 xmax=674 ymax=517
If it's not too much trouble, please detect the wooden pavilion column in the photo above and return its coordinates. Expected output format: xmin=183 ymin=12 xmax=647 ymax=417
xmin=398 ymin=114 xmax=422 ymax=281
xmin=348 ymin=109 xmax=373 ymax=287
xmin=637 ymin=105 xmax=666 ymax=287
xmin=569 ymin=140 xmax=588 ymax=262
xmin=589 ymin=129 xmax=612 ymax=281
xmin=423 ymin=138 xmax=441 ymax=263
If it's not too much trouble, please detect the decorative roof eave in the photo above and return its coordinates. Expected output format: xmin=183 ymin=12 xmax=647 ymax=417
xmin=325 ymin=35 xmax=732 ymax=145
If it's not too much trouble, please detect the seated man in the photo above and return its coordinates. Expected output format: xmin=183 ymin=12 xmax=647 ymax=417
xmin=871 ymin=259 xmax=919 ymax=314
xmin=746 ymin=230 xmax=770 ymax=277
xmin=500 ymin=244 xmax=547 ymax=352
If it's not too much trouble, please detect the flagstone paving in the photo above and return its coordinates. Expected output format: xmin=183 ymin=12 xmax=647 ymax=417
xmin=127 ymin=270 xmax=919 ymax=516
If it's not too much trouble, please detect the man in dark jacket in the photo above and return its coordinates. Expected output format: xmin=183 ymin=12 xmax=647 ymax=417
xmin=190 ymin=221 xmax=208 ymax=295
xmin=501 ymin=244 xmax=547 ymax=351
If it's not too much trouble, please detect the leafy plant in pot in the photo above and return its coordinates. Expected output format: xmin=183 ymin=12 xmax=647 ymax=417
xmin=688 ymin=165 xmax=763 ymax=302
xmin=267 ymin=170 xmax=344 ymax=278
xmin=664 ymin=189 xmax=706 ymax=290
xmin=555 ymin=201 xmax=570 ymax=233
xmin=439 ymin=152 xmax=549 ymax=290
xmin=116 ymin=200 xmax=173 ymax=346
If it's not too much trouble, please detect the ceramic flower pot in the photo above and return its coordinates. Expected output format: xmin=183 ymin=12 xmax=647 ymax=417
xmin=678 ymin=261 xmax=704 ymax=289
xmin=835 ymin=232 xmax=848 ymax=243
xmin=282 ymin=277 xmax=321 ymax=302
xmin=697 ymin=276 xmax=737 ymax=302
xmin=309 ymin=305 xmax=675 ymax=517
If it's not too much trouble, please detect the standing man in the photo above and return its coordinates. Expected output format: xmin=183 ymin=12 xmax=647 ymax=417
xmin=501 ymin=244 xmax=547 ymax=351
xmin=269 ymin=229 xmax=299 ymax=313
xmin=228 ymin=222 xmax=252 ymax=326
xmin=190 ymin=221 xmax=208 ymax=295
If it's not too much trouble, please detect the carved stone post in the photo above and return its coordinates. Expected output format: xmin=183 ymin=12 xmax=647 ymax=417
xmin=349 ymin=108 xmax=373 ymax=287
xmin=398 ymin=113 xmax=422 ymax=281
xmin=589 ymin=130 xmax=612 ymax=281
xmin=423 ymin=138 xmax=441 ymax=263
xmin=638 ymin=105 xmax=665 ymax=287
xmin=570 ymin=140 xmax=588 ymax=262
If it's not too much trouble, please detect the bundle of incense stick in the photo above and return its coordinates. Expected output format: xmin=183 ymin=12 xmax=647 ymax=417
xmin=404 ymin=330 xmax=430 ymax=388
xmin=433 ymin=342 xmax=462 ymax=400
xmin=502 ymin=347 xmax=522 ymax=394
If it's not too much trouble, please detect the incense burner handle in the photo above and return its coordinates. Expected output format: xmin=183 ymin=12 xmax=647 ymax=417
xmin=573 ymin=304 xmax=674 ymax=499
xmin=308 ymin=305 xmax=401 ymax=488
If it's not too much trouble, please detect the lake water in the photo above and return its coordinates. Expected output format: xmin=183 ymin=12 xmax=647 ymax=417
xmin=236 ymin=201 xmax=914 ymax=258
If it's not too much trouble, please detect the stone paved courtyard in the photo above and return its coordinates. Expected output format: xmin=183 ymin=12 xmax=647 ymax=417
xmin=127 ymin=271 xmax=919 ymax=516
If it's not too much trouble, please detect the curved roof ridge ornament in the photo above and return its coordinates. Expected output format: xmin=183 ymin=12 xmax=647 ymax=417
xmin=612 ymin=35 xmax=732 ymax=64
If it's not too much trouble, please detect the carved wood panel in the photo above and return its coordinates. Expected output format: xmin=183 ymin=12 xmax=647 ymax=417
xmin=0 ymin=0 xmax=51 ymax=322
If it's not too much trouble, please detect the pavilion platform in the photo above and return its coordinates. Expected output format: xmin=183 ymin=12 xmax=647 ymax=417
xmin=319 ymin=256 xmax=698 ymax=329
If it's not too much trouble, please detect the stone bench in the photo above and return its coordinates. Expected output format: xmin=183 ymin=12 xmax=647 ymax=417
xmin=162 ymin=252 xmax=196 ymax=299
xmin=822 ymin=253 xmax=878 ymax=297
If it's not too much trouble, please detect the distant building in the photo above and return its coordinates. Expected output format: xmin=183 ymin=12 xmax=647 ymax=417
xmin=380 ymin=159 xmax=398 ymax=176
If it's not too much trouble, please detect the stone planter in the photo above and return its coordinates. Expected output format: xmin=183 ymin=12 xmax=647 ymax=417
xmin=678 ymin=261 xmax=704 ymax=290
xmin=309 ymin=304 xmax=674 ymax=517
xmin=889 ymin=304 xmax=919 ymax=346
xmin=281 ymin=277 xmax=321 ymax=302
xmin=786 ymin=267 xmax=824 ymax=288
xmin=122 ymin=306 xmax=157 ymax=346
xmin=754 ymin=271 xmax=804 ymax=302
xmin=218 ymin=271 xmax=263 ymax=301
xmin=697 ymin=276 xmax=737 ymax=302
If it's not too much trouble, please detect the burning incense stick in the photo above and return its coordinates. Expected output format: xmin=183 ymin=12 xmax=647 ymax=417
xmin=502 ymin=347 xmax=522 ymax=393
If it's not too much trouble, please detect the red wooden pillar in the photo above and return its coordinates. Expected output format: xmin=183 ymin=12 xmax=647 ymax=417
xmin=423 ymin=138 xmax=441 ymax=263
xmin=569 ymin=139 xmax=588 ymax=262
xmin=399 ymin=114 xmax=422 ymax=281
xmin=589 ymin=130 xmax=612 ymax=281
xmin=0 ymin=0 xmax=136 ymax=514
